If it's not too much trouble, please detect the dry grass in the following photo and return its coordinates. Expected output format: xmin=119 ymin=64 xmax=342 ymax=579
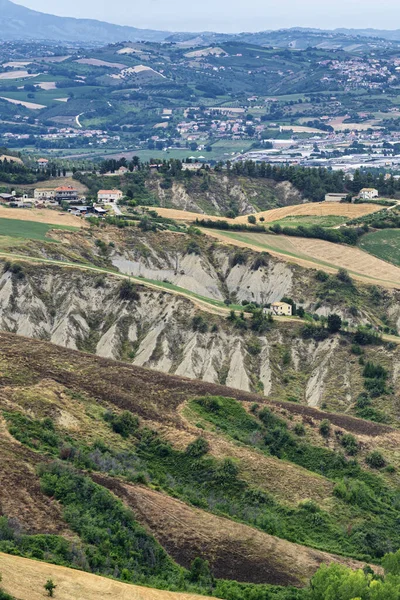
xmin=204 ymin=230 xmax=400 ymax=288
xmin=0 ymin=155 xmax=23 ymax=164
xmin=144 ymin=202 xmax=381 ymax=225
xmin=234 ymin=202 xmax=382 ymax=224
xmin=160 ymin=420 xmax=333 ymax=507
xmin=0 ymin=553 xmax=214 ymax=600
xmin=0 ymin=207 xmax=86 ymax=228
xmin=13 ymin=176 xmax=88 ymax=193
xmin=94 ymin=477 xmax=376 ymax=587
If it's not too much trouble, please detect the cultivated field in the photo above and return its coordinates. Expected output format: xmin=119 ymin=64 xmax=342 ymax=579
xmin=0 ymin=207 xmax=85 ymax=228
xmin=0 ymin=70 xmax=36 ymax=79
xmin=0 ymin=217 xmax=78 ymax=242
xmin=267 ymin=215 xmax=347 ymax=228
xmin=359 ymin=229 xmax=400 ymax=267
xmin=145 ymin=202 xmax=382 ymax=224
xmin=234 ymin=202 xmax=382 ymax=224
xmin=0 ymin=96 xmax=46 ymax=109
xmin=205 ymin=230 xmax=400 ymax=287
xmin=0 ymin=554 xmax=214 ymax=600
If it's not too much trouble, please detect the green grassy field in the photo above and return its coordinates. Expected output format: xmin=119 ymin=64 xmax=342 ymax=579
xmin=0 ymin=219 xmax=77 ymax=242
xmin=0 ymin=86 xmax=102 ymax=107
xmin=268 ymin=215 xmax=347 ymax=228
xmin=359 ymin=229 xmax=400 ymax=267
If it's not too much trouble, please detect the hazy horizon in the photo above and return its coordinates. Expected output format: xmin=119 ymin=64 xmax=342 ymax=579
xmin=11 ymin=0 xmax=400 ymax=33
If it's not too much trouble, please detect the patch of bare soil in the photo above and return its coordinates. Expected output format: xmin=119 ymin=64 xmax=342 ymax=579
xmin=93 ymin=476 xmax=375 ymax=587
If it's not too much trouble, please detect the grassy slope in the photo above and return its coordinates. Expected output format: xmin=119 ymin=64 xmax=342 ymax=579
xmin=0 ymin=332 xmax=396 ymax=588
xmin=359 ymin=229 xmax=400 ymax=267
xmin=0 ymin=553 xmax=215 ymax=600
xmin=204 ymin=229 xmax=400 ymax=287
xmin=0 ymin=218 xmax=77 ymax=241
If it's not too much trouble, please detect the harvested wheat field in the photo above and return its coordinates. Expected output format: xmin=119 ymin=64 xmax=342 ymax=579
xmin=234 ymin=202 xmax=382 ymax=224
xmin=0 ymin=553 xmax=214 ymax=600
xmin=0 ymin=206 xmax=85 ymax=228
xmin=93 ymin=477 xmax=376 ymax=587
xmin=205 ymin=230 xmax=400 ymax=288
xmin=144 ymin=202 xmax=381 ymax=224
xmin=144 ymin=207 xmax=224 ymax=222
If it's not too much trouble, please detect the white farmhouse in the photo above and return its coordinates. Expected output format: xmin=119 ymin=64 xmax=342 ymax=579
xmin=359 ymin=188 xmax=379 ymax=200
xmin=97 ymin=189 xmax=123 ymax=203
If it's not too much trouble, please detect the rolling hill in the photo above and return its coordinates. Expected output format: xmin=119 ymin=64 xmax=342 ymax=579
xmin=0 ymin=0 xmax=170 ymax=43
xmin=0 ymin=330 xmax=396 ymax=598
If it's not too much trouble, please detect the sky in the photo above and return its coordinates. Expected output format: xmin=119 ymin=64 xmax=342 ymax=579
xmin=13 ymin=0 xmax=400 ymax=32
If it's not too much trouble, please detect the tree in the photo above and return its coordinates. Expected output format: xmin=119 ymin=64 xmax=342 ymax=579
xmin=247 ymin=215 xmax=256 ymax=225
xmin=327 ymin=314 xmax=342 ymax=334
xmin=44 ymin=579 xmax=56 ymax=597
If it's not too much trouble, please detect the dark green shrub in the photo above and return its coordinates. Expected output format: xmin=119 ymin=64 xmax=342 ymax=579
xmin=186 ymin=437 xmax=210 ymax=458
xmin=119 ymin=280 xmax=140 ymax=301
xmin=327 ymin=314 xmax=342 ymax=333
xmin=105 ymin=411 xmax=139 ymax=438
xmin=187 ymin=240 xmax=201 ymax=255
xmin=293 ymin=423 xmax=305 ymax=436
xmin=319 ymin=419 xmax=331 ymax=437
xmin=315 ymin=270 xmax=329 ymax=282
xmin=366 ymin=451 xmax=386 ymax=469
xmin=340 ymin=433 xmax=359 ymax=456
xmin=231 ymin=251 xmax=247 ymax=267
xmin=192 ymin=315 xmax=208 ymax=333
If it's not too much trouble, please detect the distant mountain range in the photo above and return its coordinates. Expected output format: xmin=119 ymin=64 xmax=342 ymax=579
xmin=2 ymin=0 xmax=400 ymax=47
xmin=0 ymin=0 xmax=170 ymax=43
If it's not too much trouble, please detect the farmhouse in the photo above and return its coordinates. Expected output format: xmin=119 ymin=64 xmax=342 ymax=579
xmin=359 ymin=188 xmax=379 ymax=200
xmin=34 ymin=188 xmax=56 ymax=200
xmin=270 ymin=302 xmax=292 ymax=317
xmin=97 ymin=189 xmax=123 ymax=203
xmin=37 ymin=158 xmax=49 ymax=169
xmin=54 ymin=186 xmax=79 ymax=202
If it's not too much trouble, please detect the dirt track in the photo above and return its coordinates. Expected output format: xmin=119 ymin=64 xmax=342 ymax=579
xmin=0 ymin=553 xmax=214 ymax=600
